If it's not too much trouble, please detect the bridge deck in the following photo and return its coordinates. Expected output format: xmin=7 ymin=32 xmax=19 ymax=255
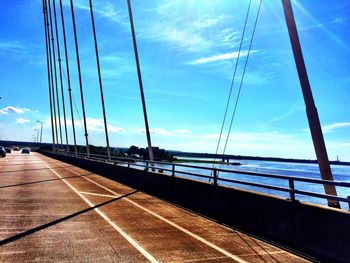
xmin=0 ymin=152 xmax=310 ymax=262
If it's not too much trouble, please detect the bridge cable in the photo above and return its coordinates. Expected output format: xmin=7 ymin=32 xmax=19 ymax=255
xmin=221 ymin=0 xmax=263 ymax=158
xmin=48 ymin=0 xmax=63 ymax=147
xmin=59 ymin=0 xmax=78 ymax=156
xmin=127 ymin=0 xmax=155 ymax=163
xmin=213 ymin=0 xmax=253 ymax=167
xmin=41 ymin=0 xmax=56 ymax=150
xmin=52 ymin=0 xmax=69 ymax=151
xmin=62 ymin=69 xmax=86 ymax=148
xmin=69 ymin=0 xmax=91 ymax=157
xmin=89 ymin=0 xmax=112 ymax=160
xmin=45 ymin=0 xmax=59 ymax=151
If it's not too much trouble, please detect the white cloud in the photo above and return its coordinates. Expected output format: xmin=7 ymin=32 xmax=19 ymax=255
xmin=134 ymin=128 xmax=192 ymax=136
xmin=322 ymin=122 xmax=350 ymax=133
xmin=151 ymin=128 xmax=172 ymax=135
xmin=99 ymin=54 xmax=135 ymax=78
xmin=134 ymin=128 xmax=172 ymax=135
xmin=189 ymin=50 xmax=257 ymax=65
xmin=0 ymin=41 xmax=23 ymax=51
xmin=174 ymin=129 xmax=191 ymax=134
xmin=0 ymin=40 xmax=33 ymax=61
xmin=270 ymin=107 xmax=302 ymax=123
xmin=141 ymin=25 xmax=211 ymax=53
xmin=192 ymin=16 xmax=226 ymax=29
xmin=72 ymin=118 xmax=124 ymax=133
xmin=0 ymin=106 xmax=30 ymax=115
xmin=62 ymin=0 xmax=127 ymax=25
xmin=16 ymin=118 xmax=30 ymax=124
xmin=137 ymin=3 xmax=241 ymax=54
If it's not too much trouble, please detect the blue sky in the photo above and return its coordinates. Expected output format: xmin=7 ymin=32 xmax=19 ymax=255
xmin=0 ymin=0 xmax=349 ymax=160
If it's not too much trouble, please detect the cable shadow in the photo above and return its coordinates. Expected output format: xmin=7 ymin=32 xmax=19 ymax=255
xmin=0 ymin=173 xmax=93 ymax=189
xmin=0 ymin=165 xmax=75 ymax=174
xmin=235 ymin=232 xmax=280 ymax=263
xmin=246 ymin=234 xmax=282 ymax=262
xmin=0 ymin=190 xmax=138 ymax=246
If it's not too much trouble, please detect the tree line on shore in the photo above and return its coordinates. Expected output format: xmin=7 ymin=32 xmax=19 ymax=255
xmin=41 ymin=144 xmax=175 ymax=162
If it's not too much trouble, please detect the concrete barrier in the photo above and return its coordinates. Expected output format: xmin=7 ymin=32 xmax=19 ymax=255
xmin=44 ymin=152 xmax=350 ymax=263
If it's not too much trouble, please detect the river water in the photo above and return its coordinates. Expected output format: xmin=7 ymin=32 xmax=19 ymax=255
xmin=166 ymin=158 xmax=350 ymax=209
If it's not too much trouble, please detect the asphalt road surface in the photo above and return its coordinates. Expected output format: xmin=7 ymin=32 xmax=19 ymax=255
xmin=0 ymin=152 xmax=311 ymax=262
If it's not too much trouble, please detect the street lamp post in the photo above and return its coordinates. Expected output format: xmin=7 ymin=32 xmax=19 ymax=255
xmin=37 ymin=121 xmax=43 ymax=144
xmin=33 ymin=129 xmax=39 ymax=148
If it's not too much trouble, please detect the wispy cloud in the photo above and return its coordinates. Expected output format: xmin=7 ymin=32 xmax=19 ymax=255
xmin=15 ymin=118 xmax=30 ymax=124
xmin=134 ymin=128 xmax=171 ymax=135
xmin=293 ymin=1 xmax=350 ymax=52
xmin=0 ymin=106 xmax=30 ymax=115
xmin=270 ymin=107 xmax=302 ymax=123
xmin=322 ymin=122 xmax=350 ymax=133
xmin=84 ymin=118 xmax=124 ymax=133
xmin=62 ymin=0 xmax=127 ymax=25
xmin=99 ymin=54 xmax=135 ymax=79
xmin=189 ymin=50 xmax=257 ymax=65
xmin=0 ymin=40 xmax=30 ymax=59
xmin=0 ymin=41 xmax=24 ymax=51
xmin=134 ymin=128 xmax=192 ymax=136
xmin=65 ymin=118 xmax=124 ymax=133
xmin=137 ymin=3 xmax=241 ymax=54
xmin=174 ymin=129 xmax=191 ymax=134
xmin=139 ymin=24 xmax=212 ymax=53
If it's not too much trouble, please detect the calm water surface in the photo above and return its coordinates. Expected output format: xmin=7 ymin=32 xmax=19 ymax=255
xmin=156 ymin=159 xmax=350 ymax=209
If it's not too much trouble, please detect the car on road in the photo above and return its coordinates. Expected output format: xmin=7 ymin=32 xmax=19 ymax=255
xmin=21 ymin=148 xmax=30 ymax=154
xmin=4 ymin=147 xmax=11 ymax=154
xmin=0 ymin=146 xmax=6 ymax=157
xmin=12 ymin=147 xmax=19 ymax=151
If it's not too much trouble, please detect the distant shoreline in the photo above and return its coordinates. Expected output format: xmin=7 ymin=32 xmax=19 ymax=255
xmin=171 ymin=152 xmax=350 ymax=166
xmin=174 ymin=158 xmax=241 ymax=165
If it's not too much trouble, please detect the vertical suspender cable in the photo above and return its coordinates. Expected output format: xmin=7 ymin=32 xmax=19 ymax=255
xmin=89 ymin=0 xmax=111 ymax=160
xmin=48 ymin=0 xmax=63 ymax=147
xmin=222 ymin=0 xmax=263 ymax=157
xmin=127 ymin=0 xmax=154 ymax=162
xmin=213 ymin=0 xmax=252 ymax=165
xmin=45 ymin=0 xmax=59 ymax=151
xmin=53 ymin=0 xmax=69 ymax=152
xmin=59 ymin=0 xmax=78 ymax=156
xmin=42 ymin=0 xmax=56 ymax=150
xmin=70 ymin=0 xmax=90 ymax=157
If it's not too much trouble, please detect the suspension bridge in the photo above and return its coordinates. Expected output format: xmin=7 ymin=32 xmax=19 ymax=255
xmin=1 ymin=0 xmax=350 ymax=262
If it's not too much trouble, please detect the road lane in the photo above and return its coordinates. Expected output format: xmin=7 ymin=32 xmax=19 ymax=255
xmin=0 ymin=152 xmax=311 ymax=262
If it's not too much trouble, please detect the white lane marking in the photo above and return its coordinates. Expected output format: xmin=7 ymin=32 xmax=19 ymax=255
xmin=242 ymin=251 xmax=287 ymax=256
xmin=58 ymin=163 xmax=248 ymax=263
xmin=42 ymin=162 xmax=159 ymax=263
xmin=80 ymin=191 xmax=120 ymax=199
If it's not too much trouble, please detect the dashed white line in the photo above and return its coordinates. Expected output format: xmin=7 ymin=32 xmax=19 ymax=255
xmin=42 ymin=161 xmax=159 ymax=263
xmin=55 ymin=161 xmax=248 ymax=263
xmin=79 ymin=191 xmax=120 ymax=199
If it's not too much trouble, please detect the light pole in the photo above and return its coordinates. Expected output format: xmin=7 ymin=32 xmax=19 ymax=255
xmin=34 ymin=129 xmax=39 ymax=144
xmin=33 ymin=129 xmax=38 ymax=149
xmin=37 ymin=121 xmax=43 ymax=144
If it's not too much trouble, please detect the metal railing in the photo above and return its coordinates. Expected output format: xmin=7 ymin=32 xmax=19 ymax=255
xmin=46 ymin=150 xmax=350 ymax=210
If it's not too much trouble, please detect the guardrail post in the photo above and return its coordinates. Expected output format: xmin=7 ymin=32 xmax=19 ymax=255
xmin=145 ymin=161 xmax=149 ymax=171
xmin=289 ymin=179 xmax=295 ymax=202
xmin=213 ymin=169 xmax=218 ymax=186
xmin=127 ymin=161 xmax=130 ymax=168
xmin=347 ymin=196 xmax=350 ymax=211
xmin=172 ymin=164 xmax=175 ymax=177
